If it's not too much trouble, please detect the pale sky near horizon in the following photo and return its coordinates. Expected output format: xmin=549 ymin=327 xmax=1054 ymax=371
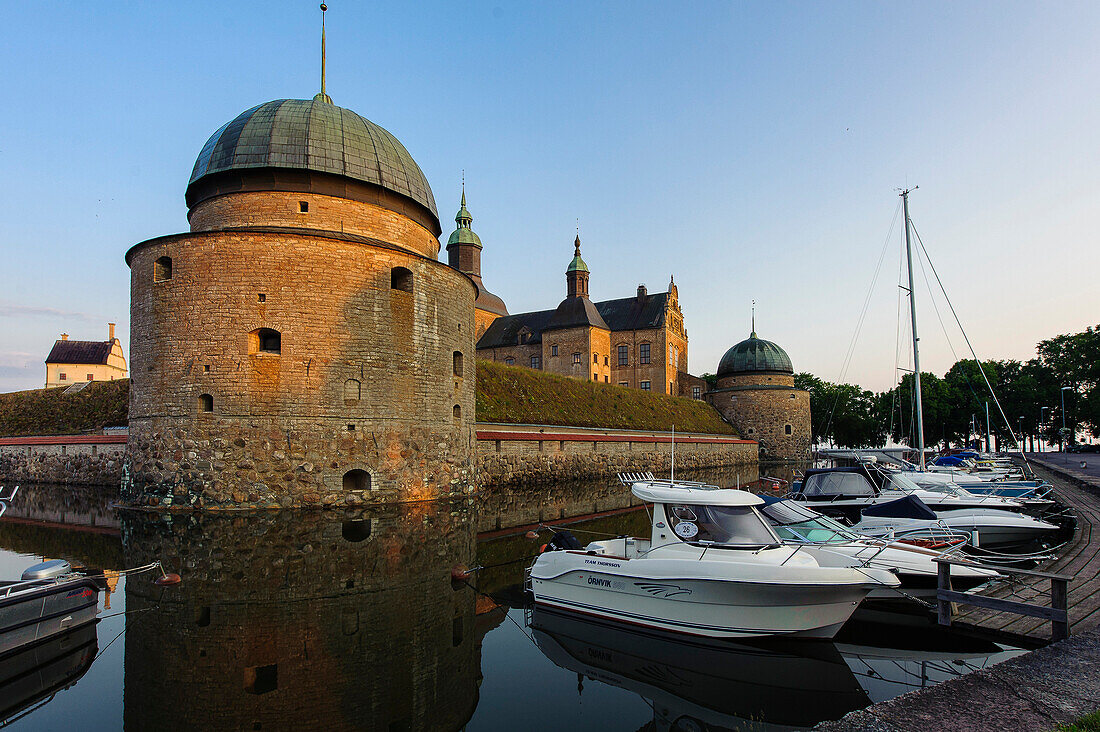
xmin=1 ymin=1 xmax=1097 ymax=394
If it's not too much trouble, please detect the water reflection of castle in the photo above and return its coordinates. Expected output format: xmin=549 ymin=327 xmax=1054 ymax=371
xmin=121 ymin=504 xmax=482 ymax=731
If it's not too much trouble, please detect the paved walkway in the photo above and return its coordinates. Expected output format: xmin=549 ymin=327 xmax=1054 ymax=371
xmin=817 ymin=627 xmax=1100 ymax=731
xmin=1027 ymin=451 xmax=1100 ymax=489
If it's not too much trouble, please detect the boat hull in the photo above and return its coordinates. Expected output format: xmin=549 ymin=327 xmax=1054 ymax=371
xmin=0 ymin=578 xmax=100 ymax=657
xmin=530 ymin=565 xmax=874 ymax=639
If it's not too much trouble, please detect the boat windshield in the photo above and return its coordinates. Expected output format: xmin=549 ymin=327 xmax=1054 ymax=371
xmin=666 ymin=504 xmax=779 ymax=547
xmin=800 ymin=472 xmax=876 ymax=499
xmin=884 ymin=473 xmax=924 ymax=493
xmin=760 ymin=501 xmax=860 ymax=544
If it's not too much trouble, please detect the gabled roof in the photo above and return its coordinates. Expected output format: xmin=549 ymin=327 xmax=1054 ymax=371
xmin=45 ymin=340 xmax=114 ymax=365
xmin=545 ymin=296 xmax=610 ymax=331
xmin=595 ymin=292 xmax=670 ymax=331
xmin=477 ymin=309 xmax=557 ymax=349
xmin=476 ymin=291 xmax=673 ymax=350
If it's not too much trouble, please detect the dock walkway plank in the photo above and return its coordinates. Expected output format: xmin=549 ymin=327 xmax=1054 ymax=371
xmin=951 ymin=463 xmax=1100 ymax=643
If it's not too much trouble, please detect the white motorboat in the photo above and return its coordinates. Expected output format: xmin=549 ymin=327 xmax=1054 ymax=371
xmin=901 ymin=470 xmax=1055 ymax=512
xmin=790 ymin=467 xmax=1029 ymax=524
xmin=758 ymin=497 xmax=1000 ymax=599
xmin=850 ymin=495 xmax=1061 ymax=549
xmin=527 ymin=478 xmax=899 ymax=639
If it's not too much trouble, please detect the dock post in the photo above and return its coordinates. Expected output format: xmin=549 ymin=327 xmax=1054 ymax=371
xmin=937 ymin=560 xmax=953 ymax=627
xmin=1052 ymin=577 xmax=1069 ymax=641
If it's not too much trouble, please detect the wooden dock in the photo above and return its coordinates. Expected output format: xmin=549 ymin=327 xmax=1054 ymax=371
xmin=951 ymin=463 xmax=1100 ymax=645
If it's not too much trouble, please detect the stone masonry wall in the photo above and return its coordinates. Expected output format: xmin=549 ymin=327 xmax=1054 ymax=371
xmin=188 ymin=192 xmax=441 ymax=258
xmin=476 ymin=426 xmax=757 ymax=486
xmin=126 ymin=224 xmax=476 ymax=508
xmin=0 ymin=437 xmax=126 ymax=486
xmin=709 ymin=377 xmax=811 ymax=462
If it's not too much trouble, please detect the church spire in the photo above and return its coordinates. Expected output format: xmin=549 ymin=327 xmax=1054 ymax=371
xmin=315 ymin=4 xmax=333 ymax=104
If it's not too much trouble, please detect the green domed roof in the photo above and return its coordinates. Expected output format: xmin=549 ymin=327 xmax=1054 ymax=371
xmin=187 ymin=98 xmax=437 ymax=218
xmin=717 ymin=332 xmax=793 ymax=376
xmin=448 ymin=227 xmax=482 ymax=248
xmin=567 ymin=235 xmax=589 ymax=273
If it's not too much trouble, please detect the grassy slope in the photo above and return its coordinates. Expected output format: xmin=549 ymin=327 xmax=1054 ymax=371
xmin=0 ymin=363 xmax=737 ymax=437
xmin=476 ymin=359 xmax=737 ymax=435
xmin=0 ymin=380 xmax=129 ymax=437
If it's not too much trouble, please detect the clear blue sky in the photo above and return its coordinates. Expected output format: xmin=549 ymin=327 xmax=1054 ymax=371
xmin=1 ymin=1 xmax=1098 ymax=393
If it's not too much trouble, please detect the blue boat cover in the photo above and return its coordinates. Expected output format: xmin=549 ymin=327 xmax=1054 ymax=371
xmin=933 ymin=455 xmax=968 ymax=466
xmin=860 ymin=495 xmax=938 ymax=520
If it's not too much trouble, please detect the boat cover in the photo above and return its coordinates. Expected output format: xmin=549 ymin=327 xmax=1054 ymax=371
xmin=933 ymin=456 xmax=968 ymax=467
xmin=798 ymin=471 xmax=876 ymax=499
xmin=860 ymin=495 xmax=938 ymax=520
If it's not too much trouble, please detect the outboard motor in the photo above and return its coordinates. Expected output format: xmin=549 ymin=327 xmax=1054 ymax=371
xmin=543 ymin=530 xmax=583 ymax=552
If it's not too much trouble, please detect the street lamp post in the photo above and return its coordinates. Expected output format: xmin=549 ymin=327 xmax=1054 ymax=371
xmin=1061 ymin=386 xmax=1073 ymax=451
xmin=1040 ymin=406 xmax=1050 ymax=452
xmin=1019 ymin=416 xmax=1025 ymax=453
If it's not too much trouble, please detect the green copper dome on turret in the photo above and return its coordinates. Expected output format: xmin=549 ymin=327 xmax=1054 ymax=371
xmin=566 ymin=235 xmax=589 ymax=273
xmin=717 ymin=331 xmax=794 ymax=376
xmin=447 ymin=188 xmax=482 ymax=248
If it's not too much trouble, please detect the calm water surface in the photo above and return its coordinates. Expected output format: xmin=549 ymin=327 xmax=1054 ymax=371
xmin=0 ymin=467 xmax=1023 ymax=731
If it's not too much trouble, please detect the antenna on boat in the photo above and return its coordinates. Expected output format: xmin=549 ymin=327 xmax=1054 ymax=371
xmin=670 ymin=424 xmax=675 ymax=484
xmin=899 ymin=186 xmax=925 ymax=471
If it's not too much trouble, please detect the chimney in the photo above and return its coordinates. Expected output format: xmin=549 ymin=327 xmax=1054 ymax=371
xmin=61 ymin=333 xmax=69 ymax=341
xmin=108 ymin=322 xmax=116 ymax=342
xmin=637 ymin=284 xmax=647 ymax=304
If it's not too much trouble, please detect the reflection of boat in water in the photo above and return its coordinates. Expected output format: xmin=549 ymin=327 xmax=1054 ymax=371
xmin=0 ymin=621 xmax=98 ymax=724
xmin=0 ymin=560 xmax=101 ymax=657
xmin=529 ymin=607 xmax=871 ymax=730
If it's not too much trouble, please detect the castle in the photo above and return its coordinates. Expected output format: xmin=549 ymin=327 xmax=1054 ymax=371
xmin=121 ymin=20 xmax=808 ymax=508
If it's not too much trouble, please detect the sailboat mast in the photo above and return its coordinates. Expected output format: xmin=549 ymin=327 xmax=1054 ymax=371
xmin=902 ymin=188 xmax=926 ymax=470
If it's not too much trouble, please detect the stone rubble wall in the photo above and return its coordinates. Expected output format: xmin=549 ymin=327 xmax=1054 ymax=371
xmin=475 ymin=425 xmax=757 ymax=486
xmin=0 ymin=437 xmax=126 ymax=487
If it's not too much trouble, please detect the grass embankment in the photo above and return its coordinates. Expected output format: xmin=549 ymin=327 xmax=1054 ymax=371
xmin=1057 ymin=712 xmax=1100 ymax=731
xmin=475 ymin=359 xmax=737 ymax=434
xmin=0 ymin=380 xmax=129 ymax=437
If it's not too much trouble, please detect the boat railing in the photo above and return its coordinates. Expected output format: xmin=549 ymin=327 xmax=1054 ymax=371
xmin=615 ymin=472 xmax=721 ymax=490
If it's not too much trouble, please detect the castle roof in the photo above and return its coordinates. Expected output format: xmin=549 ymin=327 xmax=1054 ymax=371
xmin=45 ymin=340 xmax=114 ymax=365
xmin=717 ymin=332 xmax=793 ymax=376
xmin=187 ymin=98 xmax=437 ymax=221
xmin=545 ymin=296 xmax=610 ymax=331
xmin=476 ymin=291 xmax=673 ymax=349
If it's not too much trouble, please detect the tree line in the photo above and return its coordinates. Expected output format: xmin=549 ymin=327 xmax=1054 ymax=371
xmin=793 ymin=324 xmax=1099 ymax=450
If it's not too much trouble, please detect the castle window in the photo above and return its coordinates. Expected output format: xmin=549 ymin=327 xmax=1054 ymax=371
xmin=619 ymin=381 xmax=629 ymax=387
xmin=504 ymin=357 xmax=515 ymax=366
xmin=453 ymin=351 xmax=464 ymax=377
xmin=204 ymin=365 xmax=210 ymax=372
xmin=344 ymin=379 xmax=361 ymax=403
xmin=639 ymin=343 xmax=650 ymax=364
xmin=453 ymin=404 xmax=462 ymax=420
xmin=747 ymin=427 xmax=755 ymax=434
xmin=593 ymin=373 xmax=598 ymax=381
xmin=640 ymin=380 xmax=650 ymax=391
xmin=249 ymin=328 xmax=281 ymax=354
xmin=87 ymin=373 xmax=94 ymax=381
xmin=244 ymin=664 xmax=278 ymax=695
xmin=604 ymin=376 xmax=609 ymax=383
xmin=551 ymin=345 xmax=558 ymax=356
xmin=593 ymin=353 xmax=599 ymax=364
xmin=153 ymin=256 xmax=172 ymax=282
xmin=198 ymin=393 xmax=213 ymax=413
xmin=692 ymin=386 xmax=702 ymax=400
xmin=258 ymin=293 xmax=266 ymax=303
xmin=342 ymin=469 xmax=370 ymax=492
xmin=785 ymin=424 xmax=793 ymax=435
xmin=604 ymin=355 xmax=609 ymax=366
xmin=617 ymin=345 xmax=628 ymax=366
xmin=572 ymin=352 xmax=581 ymax=365
xmin=530 ymin=355 xmax=541 ymax=369
xmin=299 ymin=200 xmax=309 ymax=213
xmin=59 ymin=373 xmax=66 ymax=381
xmin=670 ymin=381 xmax=674 ymax=394
xmin=790 ymin=393 xmax=796 ymax=399
xmin=391 ymin=267 xmax=413 ymax=293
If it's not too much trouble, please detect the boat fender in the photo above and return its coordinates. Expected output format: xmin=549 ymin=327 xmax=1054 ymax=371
xmin=451 ymin=565 xmax=472 ymax=582
xmin=154 ymin=573 xmax=182 ymax=586
xmin=546 ymin=530 xmax=583 ymax=551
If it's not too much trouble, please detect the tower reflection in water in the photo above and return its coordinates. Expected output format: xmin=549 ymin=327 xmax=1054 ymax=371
xmin=121 ymin=501 xmax=480 ymax=731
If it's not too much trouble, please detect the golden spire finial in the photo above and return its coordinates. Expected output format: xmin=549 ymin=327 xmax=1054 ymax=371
xmin=315 ymin=4 xmax=333 ymax=103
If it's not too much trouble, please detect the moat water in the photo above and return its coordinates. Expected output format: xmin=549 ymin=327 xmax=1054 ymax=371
xmin=0 ymin=466 xmax=1024 ymax=731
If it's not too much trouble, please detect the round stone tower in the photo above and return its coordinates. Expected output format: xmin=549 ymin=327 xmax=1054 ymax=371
xmin=707 ymin=330 xmax=811 ymax=461
xmin=124 ymin=95 xmax=476 ymax=508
